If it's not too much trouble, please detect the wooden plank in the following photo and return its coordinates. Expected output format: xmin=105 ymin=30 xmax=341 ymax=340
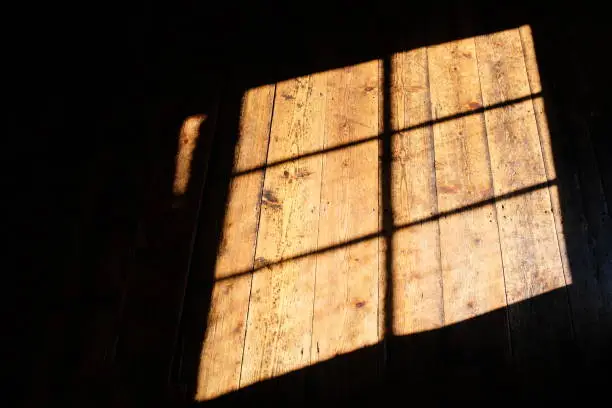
xmin=428 ymin=36 xmax=509 ymax=388
xmin=239 ymin=74 xmax=326 ymax=391
xmin=519 ymin=25 xmax=605 ymax=356
xmin=384 ymin=45 xmax=445 ymax=403
xmin=428 ymin=37 xmax=507 ymax=325
xmin=474 ymin=28 xmax=573 ymax=385
xmin=390 ymin=47 xmax=443 ymax=336
xmin=378 ymin=57 xmax=387 ymax=343
xmin=310 ymin=61 xmax=380 ymax=395
xmin=195 ymin=84 xmax=275 ymax=400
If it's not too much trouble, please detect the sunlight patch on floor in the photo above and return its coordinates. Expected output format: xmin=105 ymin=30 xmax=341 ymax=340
xmin=195 ymin=25 xmax=570 ymax=401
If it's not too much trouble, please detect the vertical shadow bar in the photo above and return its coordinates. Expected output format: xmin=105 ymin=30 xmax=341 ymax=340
xmin=381 ymin=56 xmax=394 ymax=349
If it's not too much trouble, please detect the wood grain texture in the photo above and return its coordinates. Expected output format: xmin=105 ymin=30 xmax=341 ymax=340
xmin=476 ymin=29 xmax=565 ymax=300
xmin=475 ymin=28 xmax=572 ymax=376
xmin=390 ymin=48 xmax=442 ymax=335
xmin=428 ymin=38 xmax=507 ymax=324
xmin=518 ymin=25 xmax=570 ymax=289
xmin=428 ymin=38 xmax=511 ymax=394
xmin=240 ymin=74 xmax=326 ymax=388
xmin=311 ymin=61 xmax=380 ymax=374
xmin=196 ymin=85 xmax=275 ymax=400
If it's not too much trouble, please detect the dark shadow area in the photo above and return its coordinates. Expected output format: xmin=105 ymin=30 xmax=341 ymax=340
xmin=201 ymin=288 xmax=607 ymax=406
xmin=12 ymin=0 xmax=610 ymax=406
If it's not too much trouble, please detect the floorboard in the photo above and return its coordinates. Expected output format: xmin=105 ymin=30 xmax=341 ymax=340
xmin=428 ymin=35 xmax=510 ymax=399
xmin=475 ymin=27 xmax=573 ymax=392
xmin=196 ymin=85 xmax=275 ymax=400
xmin=240 ymin=74 xmax=326 ymax=398
xmin=309 ymin=60 xmax=381 ymax=400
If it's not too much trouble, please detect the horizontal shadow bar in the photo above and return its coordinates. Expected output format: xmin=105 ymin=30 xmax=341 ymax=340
xmin=215 ymin=179 xmax=555 ymax=282
xmin=231 ymin=92 xmax=542 ymax=177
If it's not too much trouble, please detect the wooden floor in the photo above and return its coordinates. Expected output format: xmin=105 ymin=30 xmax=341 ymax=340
xmin=194 ymin=25 xmax=581 ymax=402
xmin=18 ymin=2 xmax=611 ymax=407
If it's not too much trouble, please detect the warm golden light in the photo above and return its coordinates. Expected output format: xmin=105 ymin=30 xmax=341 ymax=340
xmin=173 ymin=114 xmax=207 ymax=196
xmin=196 ymin=25 xmax=569 ymax=401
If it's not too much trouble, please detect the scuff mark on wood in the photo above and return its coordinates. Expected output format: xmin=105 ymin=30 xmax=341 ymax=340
xmin=254 ymin=257 xmax=268 ymax=268
xmin=295 ymin=167 xmax=313 ymax=178
xmin=407 ymin=85 xmax=425 ymax=92
xmin=468 ymin=101 xmax=482 ymax=110
xmin=438 ymin=184 xmax=460 ymax=194
xmin=262 ymin=190 xmax=282 ymax=208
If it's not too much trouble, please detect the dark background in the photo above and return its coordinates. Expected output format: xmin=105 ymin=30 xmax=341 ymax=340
xmin=10 ymin=1 xmax=610 ymax=406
